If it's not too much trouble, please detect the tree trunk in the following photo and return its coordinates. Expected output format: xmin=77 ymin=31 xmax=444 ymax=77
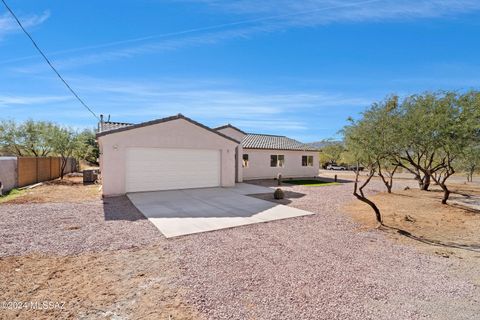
xmin=353 ymin=191 xmax=383 ymax=223
xmin=439 ymin=183 xmax=450 ymax=205
xmin=60 ymin=157 xmax=67 ymax=180
xmin=377 ymin=165 xmax=392 ymax=194
xmin=430 ymin=166 xmax=454 ymax=205
xmin=378 ymin=173 xmax=392 ymax=194
xmin=353 ymin=166 xmax=383 ymax=225
xmin=420 ymin=174 xmax=430 ymax=191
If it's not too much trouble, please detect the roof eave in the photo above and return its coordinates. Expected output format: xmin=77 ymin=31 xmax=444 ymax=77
xmin=242 ymin=147 xmax=319 ymax=152
xmin=96 ymin=114 xmax=240 ymax=144
xmin=213 ymin=124 xmax=247 ymax=135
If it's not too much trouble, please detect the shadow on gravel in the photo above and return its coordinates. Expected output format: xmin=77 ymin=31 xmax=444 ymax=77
xmin=382 ymin=224 xmax=480 ymax=253
xmin=315 ymin=177 xmax=353 ymax=184
xmin=248 ymin=191 xmax=306 ymax=205
xmin=103 ymin=196 xmax=147 ymax=221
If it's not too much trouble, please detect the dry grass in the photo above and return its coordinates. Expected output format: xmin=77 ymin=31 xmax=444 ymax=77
xmin=2 ymin=176 xmax=101 ymax=204
xmin=78 ymin=159 xmax=99 ymax=171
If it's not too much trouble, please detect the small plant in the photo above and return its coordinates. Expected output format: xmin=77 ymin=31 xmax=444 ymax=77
xmin=274 ymin=188 xmax=284 ymax=200
xmin=0 ymin=188 xmax=24 ymax=203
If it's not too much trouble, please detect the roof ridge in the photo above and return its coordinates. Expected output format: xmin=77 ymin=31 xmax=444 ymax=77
xmin=213 ymin=123 xmax=246 ymax=134
xmin=247 ymin=133 xmax=287 ymax=137
xmin=242 ymin=133 xmax=319 ymax=151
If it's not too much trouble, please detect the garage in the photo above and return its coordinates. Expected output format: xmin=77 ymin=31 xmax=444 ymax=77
xmin=96 ymin=114 xmax=239 ymax=196
xmin=125 ymin=147 xmax=221 ymax=192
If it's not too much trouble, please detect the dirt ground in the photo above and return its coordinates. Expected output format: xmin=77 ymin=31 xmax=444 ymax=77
xmin=0 ymin=177 xmax=198 ymax=320
xmin=343 ymin=182 xmax=480 ymax=285
xmin=0 ymin=245 xmax=198 ymax=320
xmin=2 ymin=176 xmax=101 ymax=204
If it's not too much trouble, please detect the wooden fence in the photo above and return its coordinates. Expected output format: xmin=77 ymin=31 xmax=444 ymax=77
xmin=17 ymin=157 xmax=76 ymax=188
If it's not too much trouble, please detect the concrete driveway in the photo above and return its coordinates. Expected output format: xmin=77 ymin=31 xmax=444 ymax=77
xmin=127 ymin=183 xmax=314 ymax=238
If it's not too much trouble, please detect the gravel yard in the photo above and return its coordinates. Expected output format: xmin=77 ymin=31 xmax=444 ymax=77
xmin=0 ymin=196 xmax=163 ymax=256
xmin=1 ymin=177 xmax=479 ymax=319
xmin=167 ymin=179 xmax=480 ymax=320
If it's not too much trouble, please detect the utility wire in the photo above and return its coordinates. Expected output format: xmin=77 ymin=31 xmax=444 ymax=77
xmin=1 ymin=0 xmax=100 ymax=121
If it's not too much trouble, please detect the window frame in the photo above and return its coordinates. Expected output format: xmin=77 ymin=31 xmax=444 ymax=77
xmin=242 ymin=154 xmax=249 ymax=168
xmin=270 ymin=154 xmax=285 ymax=167
xmin=302 ymin=155 xmax=314 ymax=167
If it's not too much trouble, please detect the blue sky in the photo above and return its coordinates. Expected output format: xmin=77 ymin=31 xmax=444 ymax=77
xmin=1 ymin=0 xmax=480 ymax=141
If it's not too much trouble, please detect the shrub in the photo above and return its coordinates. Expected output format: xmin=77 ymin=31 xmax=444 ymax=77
xmin=274 ymin=188 xmax=284 ymax=200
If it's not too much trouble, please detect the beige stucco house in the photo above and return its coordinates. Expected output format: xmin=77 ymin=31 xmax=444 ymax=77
xmin=215 ymin=124 xmax=319 ymax=180
xmin=97 ymin=114 xmax=319 ymax=196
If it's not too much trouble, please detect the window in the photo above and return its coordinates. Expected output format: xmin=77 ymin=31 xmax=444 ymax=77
xmin=270 ymin=154 xmax=285 ymax=167
xmin=278 ymin=155 xmax=285 ymax=167
xmin=242 ymin=154 xmax=249 ymax=168
xmin=302 ymin=155 xmax=314 ymax=167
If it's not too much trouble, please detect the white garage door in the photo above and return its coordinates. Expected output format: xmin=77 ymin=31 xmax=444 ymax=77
xmin=125 ymin=147 xmax=221 ymax=192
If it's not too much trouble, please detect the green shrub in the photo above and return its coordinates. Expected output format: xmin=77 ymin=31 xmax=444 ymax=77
xmin=274 ymin=188 xmax=284 ymax=200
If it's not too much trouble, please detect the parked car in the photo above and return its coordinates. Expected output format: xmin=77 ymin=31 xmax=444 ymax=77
xmin=326 ymin=164 xmax=347 ymax=170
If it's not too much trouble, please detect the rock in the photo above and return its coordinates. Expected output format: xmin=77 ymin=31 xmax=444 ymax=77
xmin=404 ymin=186 xmax=410 ymax=191
xmin=435 ymin=251 xmax=450 ymax=258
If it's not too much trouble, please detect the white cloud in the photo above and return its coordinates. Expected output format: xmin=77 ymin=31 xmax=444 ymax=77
xmin=11 ymin=0 xmax=480 ymax=71
xmin=11 ymin=23 xmax=276 ymax=73
xmin=0 ymin=76 xmax=372 ymax=139
xmin=0 ymin=94 xmax=70 ymax=106
xmin=0 ymin=10 xmax=50 ymax=39
xmin=60 ymin=76 xmax=371 ymax=132
xmin=188 ymin=0 xmax=480 ymax=23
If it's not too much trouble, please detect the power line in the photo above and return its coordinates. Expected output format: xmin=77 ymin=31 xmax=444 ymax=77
xmin=1 ymin=0 xmax=100 ymax=121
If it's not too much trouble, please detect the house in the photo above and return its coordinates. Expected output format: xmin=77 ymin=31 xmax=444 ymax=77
xmin=214 ymin=124 xmax=319 ymax=180
xmin=96 ymin=114 xmax=319 ymax=196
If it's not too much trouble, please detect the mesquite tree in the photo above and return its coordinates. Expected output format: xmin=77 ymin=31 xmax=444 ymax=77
xmin=393 ymin=93 xmax=446 ymax=191
xmin=0 ymin=119 xmax=58 ymax=157
xmin=344 ymin=112 xmax=384 ymax=225
xmin=346 ymin=90 xmax=480 ymax=205
xmin=345 ymin=96 xmax=401 ymax=194
xmin=50 ymin=126 xmax=79 ymax=179
xmin=459 ymin=145 xmax=480 ymax=182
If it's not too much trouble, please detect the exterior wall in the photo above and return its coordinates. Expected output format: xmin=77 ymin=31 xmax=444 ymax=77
xmin=216 ymin=127 xmax=246 ymax=142
xmin=236 ymin=145 xmax=243 ymax=183
xmin=98 ymin=118 xmax=239 ymax=196
xmin=0 ymin=157 xmax=17 ymax=193
xmin=242 ymin=149 xmax=319 ymax=180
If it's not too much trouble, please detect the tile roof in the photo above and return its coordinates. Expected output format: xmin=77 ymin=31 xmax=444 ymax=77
xmin=241 ymin=134 xmax=319 ymax=151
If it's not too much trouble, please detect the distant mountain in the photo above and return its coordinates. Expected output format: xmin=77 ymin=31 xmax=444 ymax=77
xmin=306 ymin=140 xmax=343 ymax=149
